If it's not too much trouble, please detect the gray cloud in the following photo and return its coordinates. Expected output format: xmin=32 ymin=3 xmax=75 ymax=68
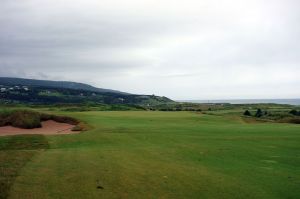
xmin=0 ymin=0 xmax=299 ymax=99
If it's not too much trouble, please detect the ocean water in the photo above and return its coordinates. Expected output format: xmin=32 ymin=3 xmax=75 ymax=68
xmin=179 ymin=99 xmax=300 ymax=105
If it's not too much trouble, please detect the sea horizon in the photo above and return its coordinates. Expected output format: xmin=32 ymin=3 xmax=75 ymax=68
xmin=178 ymin=98 xmax=300 ymax=105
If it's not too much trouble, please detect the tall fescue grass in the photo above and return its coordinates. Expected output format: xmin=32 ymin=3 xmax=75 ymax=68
xmin=0 ymin=110 xmax=40 ymax=129
xmin=0 ymin=109 xmax=79 ymax=129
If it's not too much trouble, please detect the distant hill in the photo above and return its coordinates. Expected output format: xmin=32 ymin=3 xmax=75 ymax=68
xmin=0 ymin=77 xmax=127 ymax=94
xmin=0 ymin=77 xmax=173 ymax=106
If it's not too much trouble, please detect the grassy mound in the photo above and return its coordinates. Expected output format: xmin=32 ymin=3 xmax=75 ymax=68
xmin=40 ymin=113 xmax=79 ymax=125
xmin=279 ymin=117 xmax=300 ymax=124
xmin=242 ymin=109 xmax=300 ymax=124
xmin=0 ymin=110 xmax=80 ymax=129
xmin=0 ymin=110 xmax=41 ymax=129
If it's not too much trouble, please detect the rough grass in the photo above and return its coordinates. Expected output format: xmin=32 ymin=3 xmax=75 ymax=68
xmin=279 ymin=117 xmax=300 ymax=124
xmin=0 ymin=110 xmax=41 ymax=129
xmin=4 ymin=111 xmax=299 ymax=199
xmin=240 ymin=109 xmax=300 ymax=124
xmin=0 ymin=109 xmax=79 ymax=129
xmin=0 ymin=135 xmax=49 ymax=199
xmin=40 ymin=113 xmax=79 ymax=125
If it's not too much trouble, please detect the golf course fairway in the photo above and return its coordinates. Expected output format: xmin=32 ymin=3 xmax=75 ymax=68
xmin=1 ymin=111 xmax=299 ymax=199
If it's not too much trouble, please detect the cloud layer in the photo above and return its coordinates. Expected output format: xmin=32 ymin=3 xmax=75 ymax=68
xmin=0 ymin=0 xmax=299 ymax=99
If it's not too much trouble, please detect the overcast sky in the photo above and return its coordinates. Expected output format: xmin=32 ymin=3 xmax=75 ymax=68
xmin=0 ymin=0 xmax=299 ymax=100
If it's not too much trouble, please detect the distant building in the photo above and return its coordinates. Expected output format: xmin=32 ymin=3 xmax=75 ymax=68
xmin=22 ymin=86 xmax=29 ymax=91
xmin=0 ymin=88 xmax=6 ymax=92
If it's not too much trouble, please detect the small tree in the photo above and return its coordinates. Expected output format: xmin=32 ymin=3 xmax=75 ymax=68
xmin=289 ymin=109 xmax=299 ymax=116
xmin=243 ymin=110 xmax=251 ymax=116
xmin=255 ymin=108 xmax=263 ymax=117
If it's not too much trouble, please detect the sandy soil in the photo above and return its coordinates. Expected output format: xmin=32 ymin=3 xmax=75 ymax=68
xmin=0 ymin=120 xmax=79 ymax=136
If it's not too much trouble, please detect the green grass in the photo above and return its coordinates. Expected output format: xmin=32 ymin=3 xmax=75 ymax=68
xmin=1 ymin=111 xmax=299 ymax=198
xmin=0 ymin=135 xmax=49 ymax=199
xmin=38 ymin=91 xmax=64 ymax=97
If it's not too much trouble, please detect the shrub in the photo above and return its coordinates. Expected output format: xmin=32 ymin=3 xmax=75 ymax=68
xmin=243 ymin=110 xmax=251 ymax=116
xmin=255 ymin=109 xmax=263 ymax=118
xmin=289 ymin=109 xmax=300 ymax=116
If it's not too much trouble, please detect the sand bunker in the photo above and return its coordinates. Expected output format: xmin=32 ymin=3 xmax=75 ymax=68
xmin=0 ymin=120 xmax=79 ymax=136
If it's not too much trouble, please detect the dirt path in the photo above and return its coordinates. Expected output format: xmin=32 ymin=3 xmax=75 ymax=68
xmin=0 ymin=120 xmax=80 ymax=136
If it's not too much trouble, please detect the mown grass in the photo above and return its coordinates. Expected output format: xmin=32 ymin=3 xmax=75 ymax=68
xmin=0 ymin=135 xmax=49 ymax=199
xmin=3 ymin=111 xmax=299 ymax=199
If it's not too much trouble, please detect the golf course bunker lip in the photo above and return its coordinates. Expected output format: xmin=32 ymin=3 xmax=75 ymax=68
xmin=0 ymin=120 xmax=80 ymax=136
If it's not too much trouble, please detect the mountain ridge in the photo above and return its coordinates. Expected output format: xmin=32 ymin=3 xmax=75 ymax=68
xmin=0 ymin=77 xmax=173 ymax=106
xmin=0 ymin=77 xmax=128 ymax=94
